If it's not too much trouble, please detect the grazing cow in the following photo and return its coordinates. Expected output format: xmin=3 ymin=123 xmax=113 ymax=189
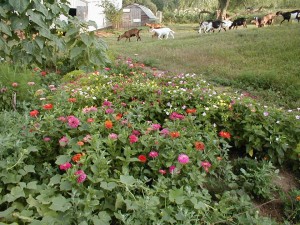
xmin=260 ymin=13 xmax=277 ymax=26
xmin=276 ymin=10 xmax=300 ymax=24
xmin=229 ymin=18 xmax=247 ymax=29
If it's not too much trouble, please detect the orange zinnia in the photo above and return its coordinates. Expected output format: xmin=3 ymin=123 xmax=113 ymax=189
xmin=170 ymin=131 xmax=180 ymax=138
xmin=195 ymin=141 xmax=205 ymax=151
xmin=186 ymin=108 xmax=197 ymax=114
xmin=68 ymin=98 xmax=77 ymax=103
xmin=72 ymin=153 xmax=83 ymax=162
xmin=77 ymin=141 xmax=84 ymax=146
xmin=105 ymin=120 xmax=113 ymax=129
xmin=115 ymin=113 xmax=123 ymax=120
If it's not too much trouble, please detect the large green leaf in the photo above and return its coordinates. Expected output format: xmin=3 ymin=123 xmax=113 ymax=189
xmin=11 ymin=16 xmax=29 ymax=30
xmin=70 ymin=46 xmax=84 ymax=59
xmin=120 ymin=175 xmax=136 ymax=186
xmin=8 ymin=0 xmax=30 ymax=14
xmin=0 ymin=22 xmax=12 ymax=36
xmin=27 ymin=10 xmax=48 ymax=29
xmin=49 ymin=195 xmax=72 ymax=212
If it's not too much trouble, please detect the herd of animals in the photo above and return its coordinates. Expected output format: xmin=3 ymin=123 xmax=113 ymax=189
xmin=117 ymin=9 xmax=300 ymax=41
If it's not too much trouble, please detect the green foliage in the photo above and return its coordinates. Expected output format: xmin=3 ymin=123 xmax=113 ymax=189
xmin=0 ymin=0 xmax=110 ymax=72
xmin=0 ymin=63 xmax=42 ymax=111
xmin=233 ymin=158 xmax=279 ymax=199
xmin=281 ymin=188 xmax=300 ymax=223
xmin=0 ymin=59 xmax=298 ymax=223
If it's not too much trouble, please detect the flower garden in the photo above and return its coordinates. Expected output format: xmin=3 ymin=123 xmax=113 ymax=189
xmin=0 ymin=56 xmax=299 ymax=224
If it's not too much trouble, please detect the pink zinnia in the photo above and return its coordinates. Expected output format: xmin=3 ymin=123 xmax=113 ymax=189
xmin=159 ymin=169 xmax=167 ymax=175
xmin=59 ymin=162 xmax=71 ymax=171
xmin=169 ymin=112 xmax=185 ymax=120
xmin=109 ymin=133 xmax=118 ymax=140
xmin=129 ymin=134 xmax=138 ymax=144
xmin=75 ymin=170 xmax=87 ymax=183
xmin=132 ymin=130 xmax=141 ymax=136
xmin=151 ymin=124 xmax=161 ymax=130
xmin=201 ymin=161 xmax=212 ymax=172
xmin=149 ymin=151 xmax=159 ymax=158
xmin=169 ymin=165 xmax=176 ymax=174
xmin=67 ymin=115 xmax=80 ymax=128
xmin=102 ymin=100 xmax=112 ymax=107
xmin=59 ymin=136 xmax=69 ymax=147
xmin=43 ymin=137 xmax=51 ymax=142
xmin=105 ymin=108 xmax=114 ymax=114
xmin=57 ymin=116 xmax=67 ymax=122
xmin=178 ymin=154 xmax=190 ymax=164
xmin=160 ymin=128 xmax=169 ymax=136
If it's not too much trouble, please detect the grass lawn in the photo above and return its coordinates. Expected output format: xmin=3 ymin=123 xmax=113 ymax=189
xmin=101 ymin=20 xmax=300 ymax=109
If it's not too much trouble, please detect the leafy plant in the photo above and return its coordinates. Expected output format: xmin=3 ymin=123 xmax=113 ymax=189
xmin=0 ymin=0 xmax=110 ymax=72
xmin=233 ymin=158 xmax=279 ymax=199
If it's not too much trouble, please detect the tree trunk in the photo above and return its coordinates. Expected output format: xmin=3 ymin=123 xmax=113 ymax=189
xmin=217 ymin=0 xmax=230 ymax=20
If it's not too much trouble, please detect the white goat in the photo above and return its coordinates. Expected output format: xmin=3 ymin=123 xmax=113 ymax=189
xmin=150 ymin=28 xmax=175 ymax=40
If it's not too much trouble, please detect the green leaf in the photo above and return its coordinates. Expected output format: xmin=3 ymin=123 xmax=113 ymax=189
xmin=11 ymin=16 xmax=29 ymax=30
xmin=60 ymin=180 xmax=72 ymax=191
xmin=0 ymin=22 xmax=12 ymax=36
xmin=27 ymin=10 xmax=47 ymax=29
xmin=92 ymin=211 xmax=111 ymax=225
xmin=49 ymin=174 xmax=62 ymax=185
xmin=120 ymin=175 xmax=135 ymax=186
xmin=49 ymin=195 xmax=71 ymax=212
xmin=9 ymin=0 xmax=30 ymax=14
xmin=55 ymin=155 xmax=70 ymax=165
xmin=27 ymin=181 xmax=38 ymax=190
xmin=169 ymin=188 xmax=185 ymax=204
xmin=70 ymin=47 xmax=84 ymax=59
xmin=100 ymin=181 xmax=117 ymax=191
xmin=0 ymin=206 xmax=16 ymax=217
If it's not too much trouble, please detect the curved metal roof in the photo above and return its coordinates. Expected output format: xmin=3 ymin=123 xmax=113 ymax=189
xmin=125 ymin=3 xmax=157 ymax=19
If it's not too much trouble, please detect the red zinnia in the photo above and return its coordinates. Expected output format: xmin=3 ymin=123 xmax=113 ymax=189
xmin=29 ymin=110 xmax=39 ymax=117
xmin=43 ymin=103 xmax=53 ymax=110
xmin=105 ymin=120 xmax=113 ymax=129
xmin=40 ymin=71 xmax=47 ymax=76
xmin=195 ymin=141 xmax=205 ymax=151
xmin=115 ymin=113 xmax=123 ymax=120
xmin=138 ymin=155 xmax=147 ymax=163
xmin=219 ymin=131 xmax=231 ymax=139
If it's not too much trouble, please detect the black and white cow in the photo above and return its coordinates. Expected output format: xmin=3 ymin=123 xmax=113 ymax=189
xmin=276 ymin=10 xmax=300 ymax=24
xmin=229 ymin=18 xmax=247 ymax=29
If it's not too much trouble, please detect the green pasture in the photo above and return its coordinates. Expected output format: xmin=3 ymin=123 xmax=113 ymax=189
xmin=103 ymin=20 xmax=300 ymax=109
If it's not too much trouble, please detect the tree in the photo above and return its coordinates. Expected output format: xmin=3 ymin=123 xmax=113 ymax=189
xmin=100 ymin=0 xmax=123 ymax=29
xmin=217 ymin=0 xmax=230 ymax=20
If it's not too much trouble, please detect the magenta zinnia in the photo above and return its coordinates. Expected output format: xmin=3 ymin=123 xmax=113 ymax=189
xmin=67 ymin=115 xmax=80 ymax=128
xmin=178 ymin=154 xmax=190 ymax=164
xmin=129 ymin=134 xmax=138 ymax=144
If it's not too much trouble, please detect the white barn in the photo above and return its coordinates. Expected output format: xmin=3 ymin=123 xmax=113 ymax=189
xmin=67 ymin=0 xmax=122 ymax=31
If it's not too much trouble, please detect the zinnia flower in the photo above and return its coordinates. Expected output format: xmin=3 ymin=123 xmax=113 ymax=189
xmin=105 ymin=108 xmax=114 ymax=114
xmin=151 ymin=124 xmax=161 ymax=130
xmin=59 ymin=162 xmax=71 ymax=171
xmin=72 ymin=153 xmax=83 ymax=162
xmin=105 ymin=120 xmax=113 ymax=129
xmin=12 ymin=82 xmax=18 ymax=87
xmin=186 ymin=108 xmax=197 ymax=114
xmin=296 ymin=196 xmax=300 ymax=201
xmin=115 ymin=113 xmax=123 ymax=120
xmin=159 ymin=169 xmax=167 ymax=175
xmin=178 ymin=154 xmax=190 ymax=164
xmin=29 ymin=110 xmax=39 ymax=117
xmin=108 ymin=133 xmax=118 ymax=140
xmin=169 ymin=112 xmax=185 ymax=120
xmin=169 ymin=165 xmax=177 ymax=174
xmin=43 ymin=137 xmax=51 ymax=142
xmin=43 ymin=103 xmax=53 ymax=110
xmin=87 ymin=118 xmax=94 ymax=123
xmin=149 ymin=151 xmax=159 ymax=158
xmin=74 ymin=170 xmax=87 ymax=183
xmin=195 ymin=141 xmax=205 ymax=151
xmin=77 ymin=141 xmax=84 ymax=146
xmin=201 ymin=161 xmax=212 ymax=172
xmin=59 ymin=136 xmax=69 ymax=147
xmin=170 ymin=131 xmax=180 ymax=138
xmin=138 ymin=155 xmax=147 ymax=163
xmin=40 ymin=71 xmax=47 ymax=76
xmin=129 ymin=134 xmax=138 ymax=144
xmin=67 ymin=115 xmax=80 ymax=128
xmin=102 ymin=100 xmax=112 ymax=107
xmin=219 ymin=131 xmax=231 ymax=139
xmin=160 ymin=128 xmax=169 ymax=137
xmin=68 ymin=98 xmax=76 ymax=103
